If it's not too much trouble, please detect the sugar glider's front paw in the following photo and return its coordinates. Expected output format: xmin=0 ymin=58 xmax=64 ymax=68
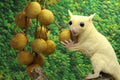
xmin=85 ymin=73 xmax=99 ymax=80
xmin=61 ymin=39 xmax=74 ymax=49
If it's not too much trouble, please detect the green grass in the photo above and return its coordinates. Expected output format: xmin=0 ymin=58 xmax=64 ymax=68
xmin=0 ymin=0 xmax=120 ymax=80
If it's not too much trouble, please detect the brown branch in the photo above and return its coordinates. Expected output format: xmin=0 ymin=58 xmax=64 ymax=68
xmin=34 ymin=19 xmax=39 ymax=39
xmin=31 ymin=66 xmax=48 ymax=80
xmin=24 ymin=16 xmax=29 ymax=36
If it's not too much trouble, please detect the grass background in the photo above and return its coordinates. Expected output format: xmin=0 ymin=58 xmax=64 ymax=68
xmin=0 ymin=0 xmax=120 ymax=80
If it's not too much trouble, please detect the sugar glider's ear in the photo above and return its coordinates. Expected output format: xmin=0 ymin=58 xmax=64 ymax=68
xmin=89 ymin=13 xmax=96 ymax=21
xmin=68 ymin=10 xmax=73 ymax=18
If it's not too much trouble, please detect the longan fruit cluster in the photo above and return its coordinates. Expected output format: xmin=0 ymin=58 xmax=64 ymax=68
xmin=10 ymin=1 xmax=56 ymax=79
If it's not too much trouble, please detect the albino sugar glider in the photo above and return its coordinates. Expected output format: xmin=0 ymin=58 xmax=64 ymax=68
xmin=61 ymin=10 xmax=120 ymax=80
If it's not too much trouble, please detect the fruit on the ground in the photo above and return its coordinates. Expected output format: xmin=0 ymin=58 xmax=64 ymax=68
xmin=17 ymin=50 xmax=34 ymax=65
xmin=10 ymin=33 xmax=27 ymax=50
xmin=15 ymin=11 xmax=32 ymax=29
xmin=25 ymin=2 xmax=41 ymax=18
xmin=43 ymin=40 xmax=56 ymax=55
xmin=32 ymin=39 xmax=47 ymax=53
xmin=26 ymin=64 xmax=40 ymax=77
xmin=59 ymin=29 xmax=71 ymax=42
xmin=38 ymin=9 xmax=54 ymax=25
xmin=33 ymin=54 xmax=45 ymax=66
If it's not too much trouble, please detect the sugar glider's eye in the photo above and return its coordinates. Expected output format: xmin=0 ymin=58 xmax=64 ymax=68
xmin=69 ymin=21 xmax=72 ymax=25
xmin=80 ymin=22 xmax=84 ymax=27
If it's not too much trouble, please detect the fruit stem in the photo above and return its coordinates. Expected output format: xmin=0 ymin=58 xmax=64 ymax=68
xmin=34 ymin=19 xmax=39 ymax=39
xmin=24 ymin=16 xmax=29 ymax=36
xmin=37 ymin=0 xmax=40 ymax=3
xmin=46 ymin=26 xmax=50 ymax=40
xmin=14 ymin=25 xmax=17 ymax=35
xmin=43 ymin=0 xmax=46 ymax=9
xmin=35 ymin=52 xmax=38 ymax=56
xmin=54 ymin=20 xmax=62 ymax=31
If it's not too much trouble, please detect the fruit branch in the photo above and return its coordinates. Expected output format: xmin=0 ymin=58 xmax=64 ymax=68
xmin=31 ymin=66 xmax=48 ymax=80
xmin=43 ymin=0 xmax=46 ymax=9
xmin=54 ymin=20 xmax=62 ymax=31
xmin=13 ymin=25 xmax=17 ymax=35
xmin=11 ymin=1 xmax=56 ymax=80
xmin=24 ymin=16 xmax=29 ymax=36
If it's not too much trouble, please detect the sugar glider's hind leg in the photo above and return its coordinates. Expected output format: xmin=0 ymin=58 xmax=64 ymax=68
xmin=85 ymin=53 xmax=105 ymax=79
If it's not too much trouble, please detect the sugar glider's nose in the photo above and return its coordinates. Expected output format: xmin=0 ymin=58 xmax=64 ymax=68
xmin=70 ymin=27 xmax=78 ymax=36
xmin=71 ymin=27 xmax=77 ymax=33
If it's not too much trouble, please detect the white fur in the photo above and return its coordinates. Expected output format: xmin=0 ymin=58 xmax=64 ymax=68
xmin=66 ymin=10 xmax=120 ymax=80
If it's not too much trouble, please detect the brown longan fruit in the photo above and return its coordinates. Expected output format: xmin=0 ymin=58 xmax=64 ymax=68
xmin=59 ymin=29 xmax=71 ymax=42
xmin=32 ymin=39 xmax=47 ymax=53
xmin=17 ymin=50 xmax=34 ymax=65
xmin=15 ymin=11 xmax=32 ymax=29
xmin=43 ymin=40 xmax=56 ymax=55
xmin=10 ymin=33 xmax=27 ymax=50
xmin=25 ymin=2 xmax=41 ymax=18
xmin=38 ymin=9 xmax=54 ymax=26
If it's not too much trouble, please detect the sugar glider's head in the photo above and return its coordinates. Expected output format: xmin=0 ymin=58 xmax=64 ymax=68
xmin=68 ymin=10 xmax=95 ymax=37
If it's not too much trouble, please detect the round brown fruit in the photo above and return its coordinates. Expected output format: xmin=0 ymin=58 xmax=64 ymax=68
xmin=26 ymin=64 xmax=40 ymax=77
xmin=25 ymin=2 xmax=41 ymax=18
xmin=10 ymin=33 xmax=27 ymax=50
xmin=43 ymin=40 xmax=56 ymax=55
xmin=32 ymin=39 xmax=47 ymax=53
xmin=33 ymin=54 xmax=45 ymax=66
xmin=38 ymin=9 xmax=54 ymax=26
xmin=17 ymin=50 xmax=34 ymax=65
xmin=15 ymin=11 xmax=32 ymax=29
xmin=59 ymin=29 xmax=71 ymax=42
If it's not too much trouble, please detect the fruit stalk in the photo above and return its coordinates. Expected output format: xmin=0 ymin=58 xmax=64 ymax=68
xmin=34 ymin=19 xmax=39 ymax=39
xmin=24 ymin=16 xmax=29 ymax=36
xmin=11 ymin=1 xmax=56 ymax=79
xmin=13 ymin=25 xmax=17 ymax=35
xmin=31 ymin=66 xmax=48 ymax=80
xmin=43 ymin=0 xmax=46 ymax=9
xmin=54 ymin=20 xmax=62 ymax=31
xmin=41 ymin=26 xmax=48 ymax=40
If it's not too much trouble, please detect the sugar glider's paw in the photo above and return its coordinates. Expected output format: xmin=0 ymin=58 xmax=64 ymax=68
xmin=61 ymin=39 xmax=74 ymax=49
xmin=85 ymin=73 xmax=99 ymax=80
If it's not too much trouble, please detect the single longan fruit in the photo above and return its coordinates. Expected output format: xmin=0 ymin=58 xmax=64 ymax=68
xmin=25 ymin=2 xmax=41 ymax=18
xmin=32 ymin=39 xmax=47 ymax=53
xmin=17 ymin=50 xmax=34 ymax=65
xmin=15 ymin=11 xmax=32 ymax=29
xmin=43 ymin=40 xmax=56 ymax=55
xmin=38 ymin=9 xmax=54 ymax=26
xmin=10 ymin=33 xmax=27 ymax=50
xmin=59 ymin=29 xmax=71 ymax=42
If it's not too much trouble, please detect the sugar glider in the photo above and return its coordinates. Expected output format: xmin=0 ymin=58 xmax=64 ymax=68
xmin=61 ymin=10 xmax=120 ymax=80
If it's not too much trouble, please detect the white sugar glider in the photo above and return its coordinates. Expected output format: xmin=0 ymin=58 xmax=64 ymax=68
xmin=61 ymin=10 xmax=120 ymax=80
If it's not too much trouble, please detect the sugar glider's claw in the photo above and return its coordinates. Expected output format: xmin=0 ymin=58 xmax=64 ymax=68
xmin=64 ymin=40 xmax=69 ymax=44
xmin=60 ymin=41 xmax=66 ymax=45
xmin=61 ymin=41 xmax=68 ymax=48
xmin=69 ymin=39 xmax=74 ymax=43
